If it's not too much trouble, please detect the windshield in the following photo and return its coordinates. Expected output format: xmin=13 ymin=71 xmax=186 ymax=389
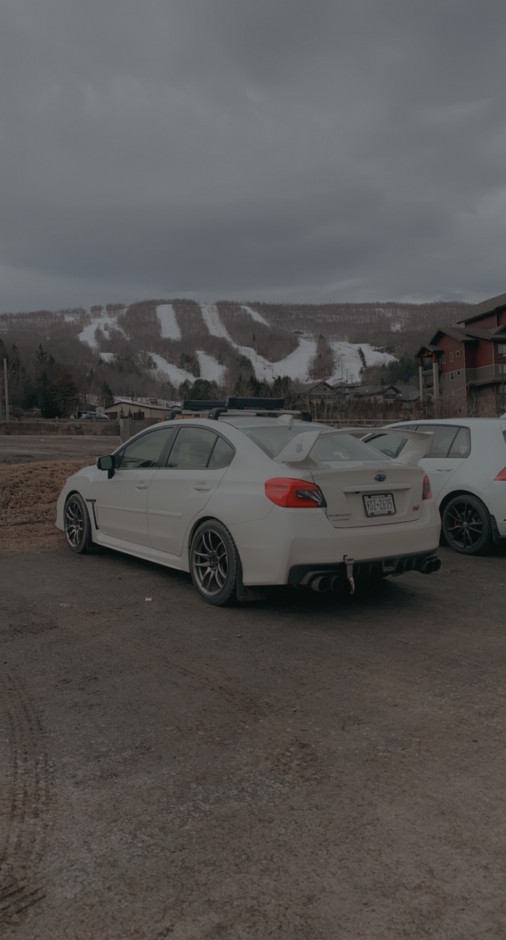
xmin=241 ymin=426 xmax=381 ymax=461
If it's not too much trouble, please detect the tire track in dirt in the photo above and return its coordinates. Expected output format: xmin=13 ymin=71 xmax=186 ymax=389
xmin=0 ymin=674 xmax=53 ymax=926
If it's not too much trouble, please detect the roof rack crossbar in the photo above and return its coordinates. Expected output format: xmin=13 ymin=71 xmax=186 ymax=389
xmin=182 ymin=400 xmax=227 ymax=411
xmin=226 ymin=396 xmax=285 ymax=410
xmin=166 ymin=396 xmax=313 ymax=422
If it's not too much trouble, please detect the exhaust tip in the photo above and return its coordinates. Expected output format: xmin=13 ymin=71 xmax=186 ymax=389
xmin=310 ymin=575 xmax=333 ymax=593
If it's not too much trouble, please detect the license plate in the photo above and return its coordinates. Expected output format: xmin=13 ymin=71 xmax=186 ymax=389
xmin=363 ymin=493 xmax=396 ymax=517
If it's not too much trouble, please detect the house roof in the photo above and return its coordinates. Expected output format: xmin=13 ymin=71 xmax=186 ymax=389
xmin=384 ymin=383 xmax=419 ymax=401
xmin=415 ymin=344 xmax=443 ymax=357
xmin=419 ymin=323 xmax=505 ymax=356
xmin=458 ymin=292 xmax=506 ymax=325
xmin=429 ymin=326 xmax=477 ymax=345
xmin=465 ymin=328 xmax=506 ymax=341
xmin=306 ymin=381 xmax=334 ymax=392
xmin=104 ymin=398 xmax=169 ymax=412
xmin=353 ymin=385 xmax=384 ymax=397
xmin=353 ymin=383 xmax=419 ymax=400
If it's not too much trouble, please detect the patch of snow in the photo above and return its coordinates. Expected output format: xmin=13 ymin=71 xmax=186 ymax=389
xmin=200 ymin=302 xmax=231 ymax=340
xmin=99 ymin=352 xmax=117 ymax=363
xmin=148 ymin=352 xmax=196 ymax=386
xmin=156 ymin=303 xmax=181 ymax=340
xmin=240 ymin=305 xmax=269 ymax=326
xmin=196 ymin=351 xmax=226 ymax=384
xmin=329 ymin=342 xmax=397 ymax=384
xmin=78 ymin=310 xmax=126 ymax=348
xmin=257 ymin=337 xmax=317 ymax=382
xmin=199 ymin=302 xmax=317 ymax=381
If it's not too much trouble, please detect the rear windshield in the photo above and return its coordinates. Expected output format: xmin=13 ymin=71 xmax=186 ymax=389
xmin=241 ymin=426 xmax=380 ymax=461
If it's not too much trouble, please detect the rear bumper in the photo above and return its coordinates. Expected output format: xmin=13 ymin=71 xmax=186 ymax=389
xmin=288 ymin=549 xmax=441 ymax=589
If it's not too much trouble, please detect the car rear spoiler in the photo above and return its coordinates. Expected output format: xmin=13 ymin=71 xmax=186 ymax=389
xmin=353 ymin=427 xmax=434 ymax=464
xmin=274 ymin=426 xmax=434 ymax=466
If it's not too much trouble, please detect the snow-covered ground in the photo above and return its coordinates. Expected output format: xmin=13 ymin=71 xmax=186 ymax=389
xmin=240 ymin=304 xmax=269 ymax=326
xmin=148 ymin=350 xmax=228 ymax=386
xmin=328 ymin=342 xmax=396 ymax=384
xmin=156 ymin=303 xmax=181 ymax=340
xmin=200 ymin=303 xmax=231 ymax=340
xmin=196 ymin=351 xmax=226 ymax=384
xmin=200 ymin=302 xmax=318 ymax=382
xmin=148 ymin=353 xmax=196 ymax=386
xmin=78 ymin=310 xmax=126 ymax=348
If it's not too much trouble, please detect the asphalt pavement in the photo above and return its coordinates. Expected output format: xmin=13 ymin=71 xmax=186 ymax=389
xmin=1 ymin=542 xmax=506 ymax=939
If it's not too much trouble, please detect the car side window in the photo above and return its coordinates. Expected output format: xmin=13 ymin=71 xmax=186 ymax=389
xmin=165 ymin=427 xmax=219 ymax=469
xmin=115 ymin=427 xmax=176 ymax=469
xmin=448 ymin=426 xmax=471 ymax=457
xmin=208 ymin=436 xmax=235 ymax=469
xmin=422 ymin=425 xmax=460 ymax=458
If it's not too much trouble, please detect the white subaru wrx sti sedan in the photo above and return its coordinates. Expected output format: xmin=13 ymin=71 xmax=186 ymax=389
xmin=56 ymin=399 xmax=441 ymax=605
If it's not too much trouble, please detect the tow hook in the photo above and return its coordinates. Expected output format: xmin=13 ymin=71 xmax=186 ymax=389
xmin=343 ymin=554 xmax=355 ymax=595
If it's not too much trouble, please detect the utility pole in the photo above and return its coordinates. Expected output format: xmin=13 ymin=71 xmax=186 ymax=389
xmin=3 ymin=358 xmax=9 ymax=422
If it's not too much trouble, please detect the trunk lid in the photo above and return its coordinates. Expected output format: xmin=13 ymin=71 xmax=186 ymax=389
xmin=307 ymin=461 xmax=426 ymax=528
xmin=274 ymin=429 xmax=426 ymax=528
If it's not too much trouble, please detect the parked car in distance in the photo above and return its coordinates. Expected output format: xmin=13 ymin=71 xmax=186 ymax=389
xmin=56 ymin=399 xmax=441 ymax=606
xmin=79 ymin=411 xmax=110 ymax=421
xmin=364 ymin=417 xmax=506 ymax=555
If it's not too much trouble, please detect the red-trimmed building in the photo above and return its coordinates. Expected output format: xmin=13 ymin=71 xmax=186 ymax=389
xmin=416 ymin=293 xmax=506 ymax=416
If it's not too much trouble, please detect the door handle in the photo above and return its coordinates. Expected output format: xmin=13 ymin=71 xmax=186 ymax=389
xmin=435 ymin=468 xmax=452 ymax=472
xmin=135 ymin=482 xmax=148 ymax=489
xmin=193 ymin=484 xmax=211 ymax=492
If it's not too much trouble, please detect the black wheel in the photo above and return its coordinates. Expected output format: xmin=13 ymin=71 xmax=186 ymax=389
xmin=441 ymin=494 xmax=492 ymax=555
xmin=189 ymin=520 xmax=240 ymax=606
xmin=64 ymin=493 xmax=93 ymax=554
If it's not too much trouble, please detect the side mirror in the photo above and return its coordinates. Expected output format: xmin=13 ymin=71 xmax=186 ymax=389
xmin=97 ymin=454 xmax=115 ymax=479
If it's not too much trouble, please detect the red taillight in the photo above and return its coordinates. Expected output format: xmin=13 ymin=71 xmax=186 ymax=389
xmin=422 ymin=474 xmax=432 ymax=500
xmin=494 ymin=467 xmax=506 ymax=481
xmin=265 ymin=477 xmax=327 ymax=508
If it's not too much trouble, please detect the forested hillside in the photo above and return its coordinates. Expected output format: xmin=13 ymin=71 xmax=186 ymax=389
xmin=0 ymin=298 xmax=471 ymax=416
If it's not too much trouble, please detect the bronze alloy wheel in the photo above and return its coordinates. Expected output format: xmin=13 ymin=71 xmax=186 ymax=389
xmin=64 ymin=493 xmax=92 ymax=553
xmin=190 ymin=520 xmax=240 ymax=606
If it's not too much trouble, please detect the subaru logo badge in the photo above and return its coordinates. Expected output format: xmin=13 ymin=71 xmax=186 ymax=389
xmin=375 ymin=472 xmax=387 ymax=482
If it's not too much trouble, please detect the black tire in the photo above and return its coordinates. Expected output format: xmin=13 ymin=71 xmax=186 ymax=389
xmin=441 ymin=494 xmax=492 ymax=555
xmin=64 ymin=493 xmax=93 ymax=554
xmin=189 ymin=520 xmax=240 ymax=606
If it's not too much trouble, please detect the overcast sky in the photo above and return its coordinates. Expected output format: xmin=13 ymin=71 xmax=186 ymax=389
xmin=1 ymin=0 xmax=506 ymax=313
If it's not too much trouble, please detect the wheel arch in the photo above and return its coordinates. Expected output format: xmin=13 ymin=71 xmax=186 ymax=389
xmin=63 ymin=488 xmax=98 ymax=532
xmin=187 ymin=514 xmax=228 ymax=563
xmin=438 ymin=488 xmax=488 ymax=515
xmin=439 ymin=489 xmax=501 ymax=544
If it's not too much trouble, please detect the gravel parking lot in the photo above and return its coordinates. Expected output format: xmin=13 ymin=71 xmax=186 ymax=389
xmin=1 ymin=437 xmax=506 ymax=939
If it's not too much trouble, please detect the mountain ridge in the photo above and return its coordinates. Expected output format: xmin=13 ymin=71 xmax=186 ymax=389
xmin=0 ymin=298 xmax=472 ymax=402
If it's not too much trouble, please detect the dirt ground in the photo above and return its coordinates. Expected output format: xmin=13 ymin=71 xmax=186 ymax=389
xmin=1 ymin=436 xmax=506 ymax=939
xmin=0 ymin=435 xmax=119 ymax=551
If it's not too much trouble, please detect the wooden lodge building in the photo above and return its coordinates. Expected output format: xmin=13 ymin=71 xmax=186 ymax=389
xmin=416 ymin=292 xmax=506 ymax=416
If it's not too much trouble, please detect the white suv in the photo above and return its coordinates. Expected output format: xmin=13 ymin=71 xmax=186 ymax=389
xmin=365 ymin=418 xmax=506 ymax=554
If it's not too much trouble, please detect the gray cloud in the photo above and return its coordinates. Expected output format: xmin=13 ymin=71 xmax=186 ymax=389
xmin=1 ymin=0 xmax=506 ymax=312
